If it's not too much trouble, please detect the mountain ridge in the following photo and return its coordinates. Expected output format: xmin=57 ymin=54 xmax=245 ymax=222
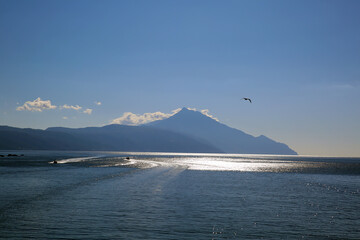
xmin=148 ymin=108 xmax=297 ymax=155
xmin=0 ymin=107 xmax=297 ymax=154
xmin=0 ymin=124 xmax=222 ymax=153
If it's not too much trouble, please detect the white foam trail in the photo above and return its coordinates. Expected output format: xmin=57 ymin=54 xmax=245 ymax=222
xmin=118 ymin=158 xmax=173 ymax=169
xmin=49 ymin=156 xmax=102 ymax=164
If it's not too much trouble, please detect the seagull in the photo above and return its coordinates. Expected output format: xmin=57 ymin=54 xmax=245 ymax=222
xmin=242 ymin=97 xmax=252 ymax=103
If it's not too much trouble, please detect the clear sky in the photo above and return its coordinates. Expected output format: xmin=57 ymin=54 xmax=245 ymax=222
xmin=1 ymin=0 xmax=360 ymax=157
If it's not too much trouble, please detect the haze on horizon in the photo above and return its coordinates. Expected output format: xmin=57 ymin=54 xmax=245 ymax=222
xmin=1 ymin=0 xmax=360 ymax=157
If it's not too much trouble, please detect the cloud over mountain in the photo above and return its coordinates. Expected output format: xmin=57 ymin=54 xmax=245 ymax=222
xmin=199 ymin=109 xmax=219 ymax=121
xmin=16 ymin=97 xmax=57 ymax=112
xmin=111 ymin=108 xmax=182 ymax=125
xmin=111 ymin=108 xmax=219 ymax=125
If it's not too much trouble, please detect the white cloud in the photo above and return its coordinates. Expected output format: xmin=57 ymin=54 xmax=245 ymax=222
xmin=184 ymin=107 xmax=219 ymax=121
xmin=83 ymin=108 xmax=93 ymax=115
xmin=200 ymin=109 xmax=219 ymax=121
xmin=94 ymin=101 xmax=102 ymax=106
xmin=15 ymin=98 xmax=95 ymax=116
xmin=111 ymin=108 xmax=182 ymax=125
xmin=110 ymin=107 xmax=219 ymax=125
xmin=172 ymin=108 xmax=182 ymax=114
xmin=16 ymin=97 xmax=57 ymax=112
xmin=61 ymin=104 xmax=82 ymax=110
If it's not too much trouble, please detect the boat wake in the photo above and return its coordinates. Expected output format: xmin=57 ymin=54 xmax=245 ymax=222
xmin=48 ymin=156 xmax=103 ymax=164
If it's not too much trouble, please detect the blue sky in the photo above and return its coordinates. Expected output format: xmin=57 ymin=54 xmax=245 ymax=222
xmin=1 ymin=0 xmax=360 ymax=156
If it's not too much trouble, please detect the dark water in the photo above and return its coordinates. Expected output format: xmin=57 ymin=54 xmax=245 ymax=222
xmin=0 ymin=151 xmax=359 ymax=239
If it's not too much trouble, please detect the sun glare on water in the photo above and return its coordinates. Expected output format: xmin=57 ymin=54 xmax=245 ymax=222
xmin=122 ymin=155 xmax=301 ymax=172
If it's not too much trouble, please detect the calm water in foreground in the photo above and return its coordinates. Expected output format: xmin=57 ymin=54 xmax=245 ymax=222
xmin=0 ymin=151 xmax=359 ymax=239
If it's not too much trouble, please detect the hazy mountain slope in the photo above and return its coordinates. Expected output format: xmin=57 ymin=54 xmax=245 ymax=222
xmin=0 ymin=125 xmax=221 ymax=153
xmin=47 ymin=124 xmax=222 ymax=152
xmin=0 ymin=126 xmax=95 ymax=150
xmin=149 ymin=108 xmax=297 ymax=155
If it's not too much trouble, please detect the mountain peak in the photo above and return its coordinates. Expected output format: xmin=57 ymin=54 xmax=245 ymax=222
xmin=171 ymin=107 xmax=215 ymax=122
xmin=179 ymin=107 xmax=194 ymax=113
xmin=150 ymin=108 xmax=297 ymax=155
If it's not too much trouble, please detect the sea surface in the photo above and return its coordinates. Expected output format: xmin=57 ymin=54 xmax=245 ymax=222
xmin=0 ymin=150 xmax=359 ymax=239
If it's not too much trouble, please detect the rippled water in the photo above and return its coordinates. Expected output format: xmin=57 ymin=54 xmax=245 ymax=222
xmin=0 ymin=151 xmax=359 ymax=239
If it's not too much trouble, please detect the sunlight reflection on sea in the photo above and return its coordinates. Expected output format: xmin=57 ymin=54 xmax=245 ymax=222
xmin=0 ymin=151 xmax=359 ymax=239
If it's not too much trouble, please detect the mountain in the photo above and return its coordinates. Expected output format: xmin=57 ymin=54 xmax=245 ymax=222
xmin=0 ymin=125 xmax=221 ymax=153
xmin=148 ymin=107 xmax=297 ymax=155
xmin=0 ymin=108 xmax=297 ymax=154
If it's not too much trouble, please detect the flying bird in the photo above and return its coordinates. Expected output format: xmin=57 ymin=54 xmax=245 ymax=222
xmin=242 ymin=97 xmax=252 ymax=103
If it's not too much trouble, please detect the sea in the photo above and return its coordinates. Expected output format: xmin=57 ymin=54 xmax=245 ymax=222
xmin=0 ymin=150 xmax=359 ymax=239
